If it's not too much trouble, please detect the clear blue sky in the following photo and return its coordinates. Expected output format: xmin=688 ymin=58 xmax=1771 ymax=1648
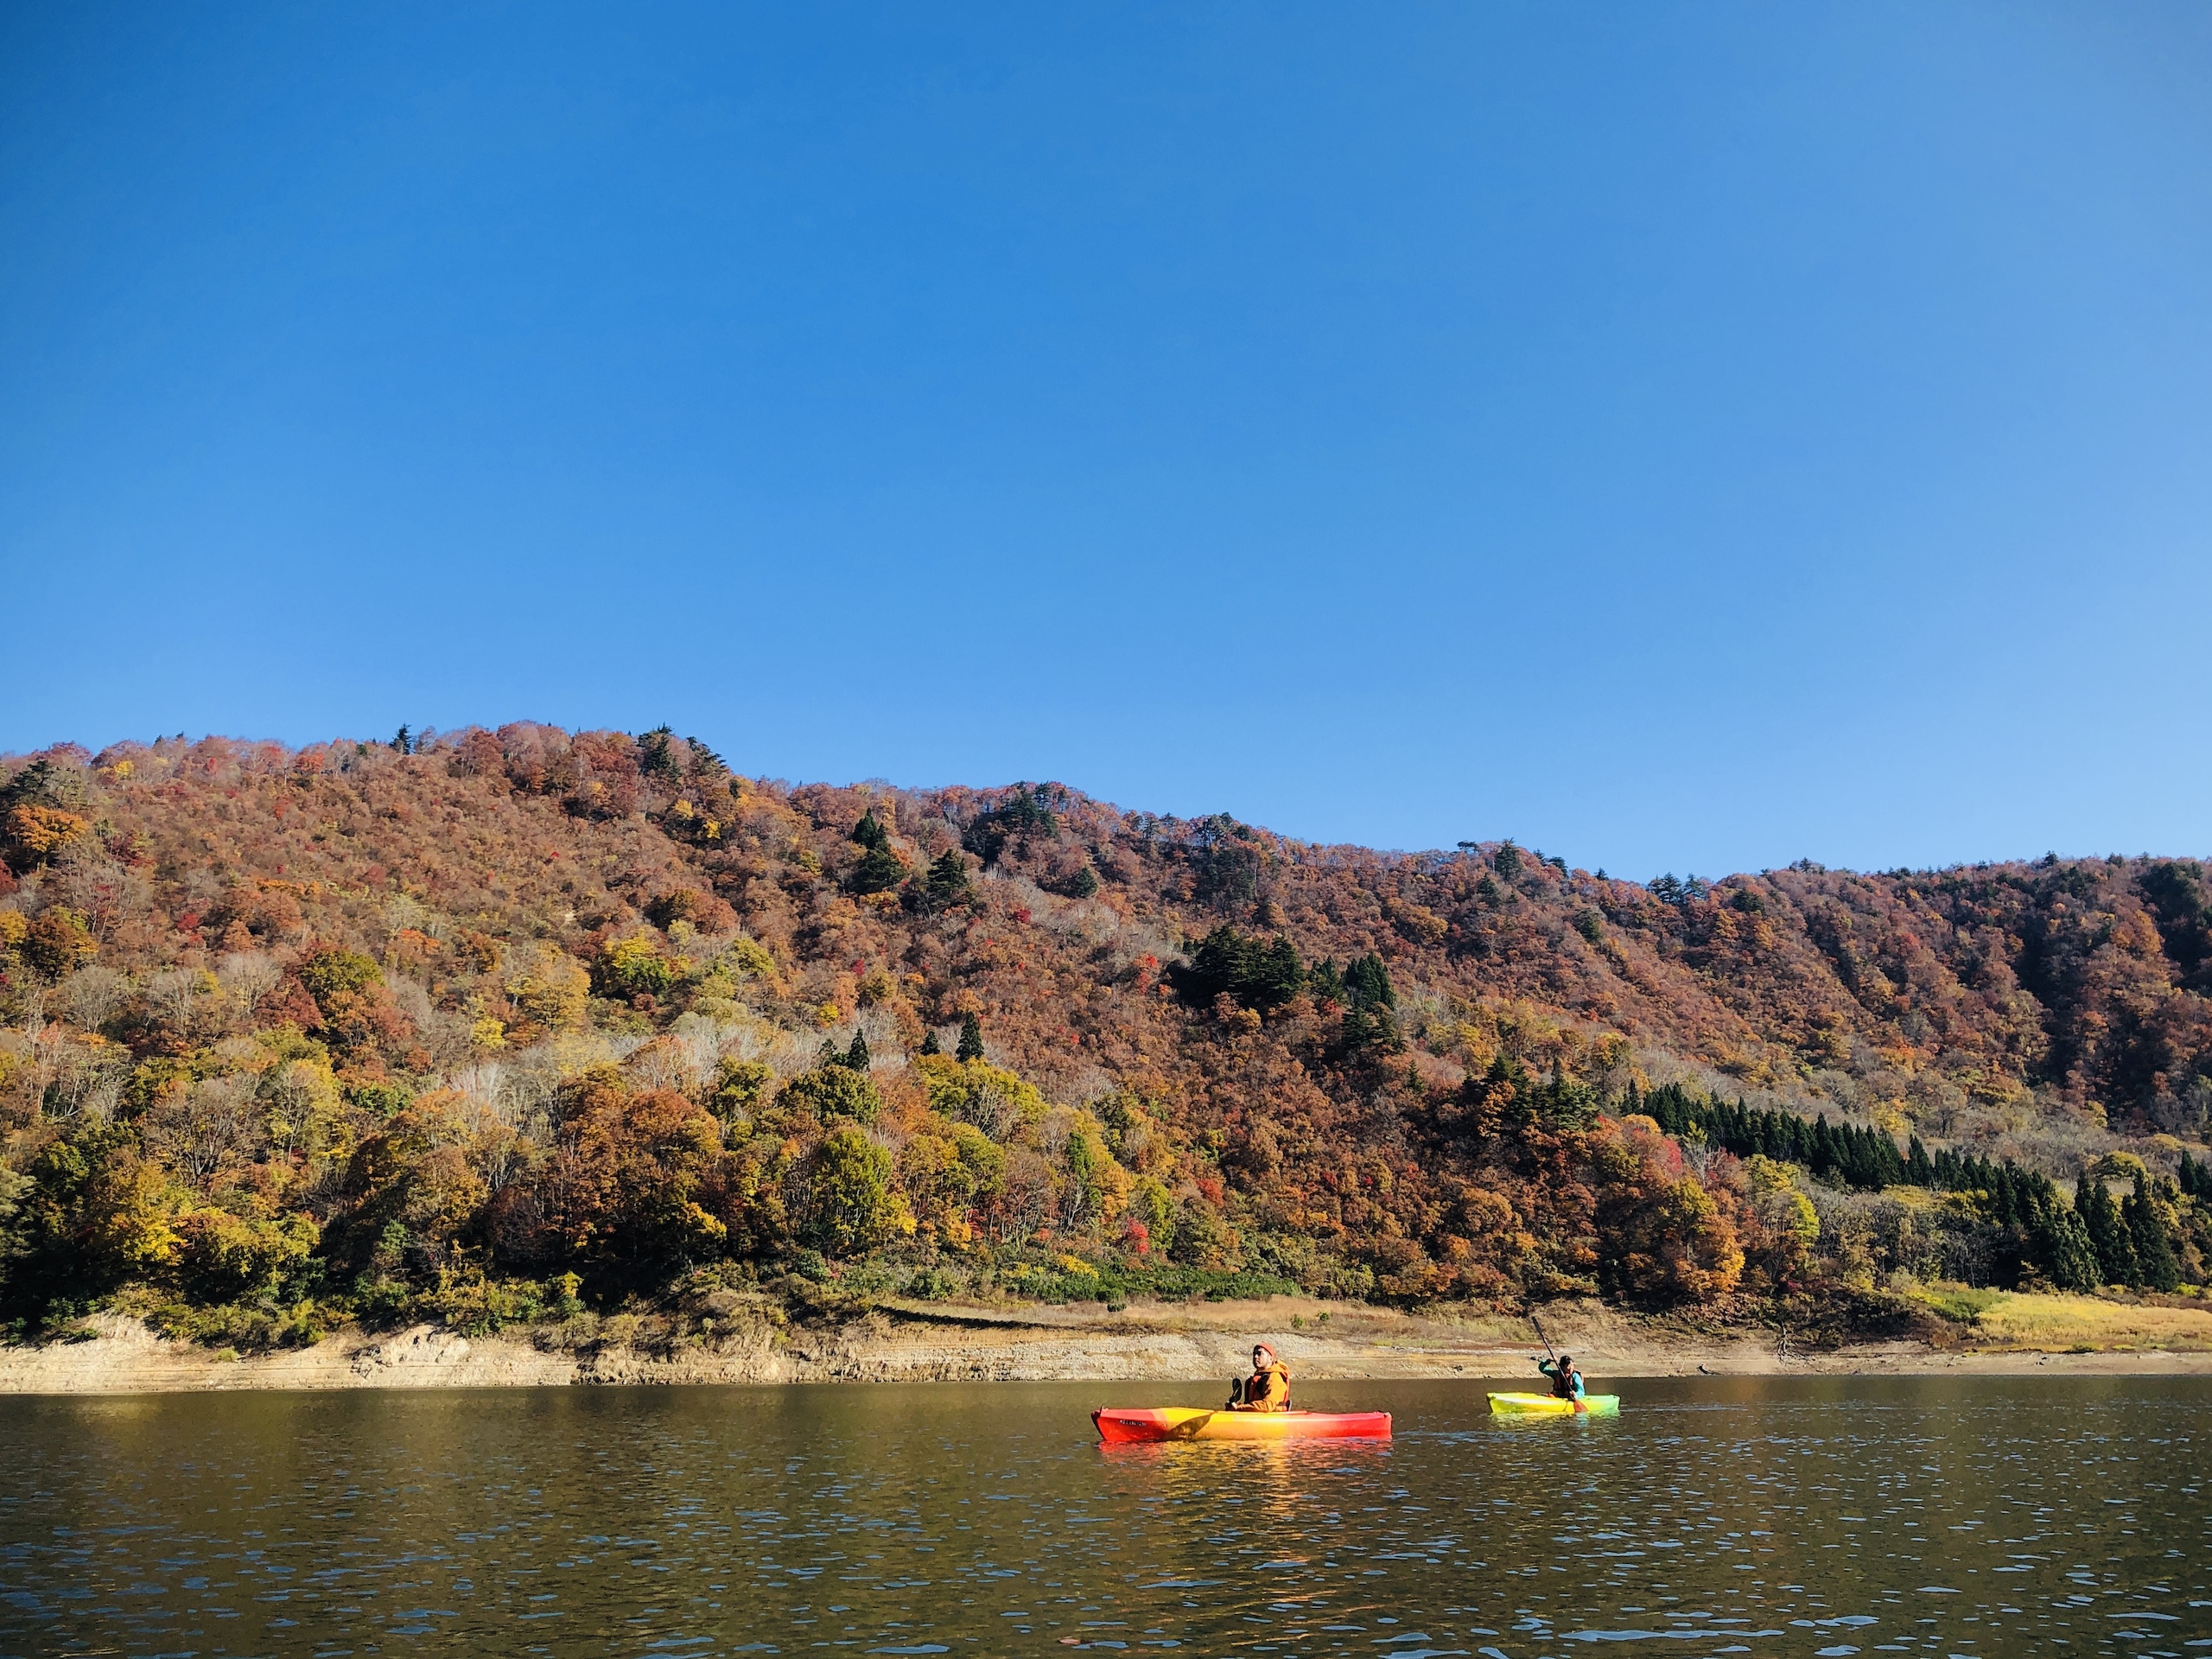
xmin=4 ymin=4 xmax=2209 ymax=880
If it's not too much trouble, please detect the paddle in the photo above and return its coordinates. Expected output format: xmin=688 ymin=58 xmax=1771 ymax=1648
xmin=1530 ymin=1311 xmax=1577 ymax=1405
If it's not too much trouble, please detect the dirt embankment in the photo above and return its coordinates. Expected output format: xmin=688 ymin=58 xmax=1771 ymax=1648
xmin=6 ymin=1294 xmax=2211 ymax=1395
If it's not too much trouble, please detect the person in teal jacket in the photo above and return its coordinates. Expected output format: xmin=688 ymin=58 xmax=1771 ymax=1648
xmin=1537 ymin=1353 xmax=1585 ymax=1402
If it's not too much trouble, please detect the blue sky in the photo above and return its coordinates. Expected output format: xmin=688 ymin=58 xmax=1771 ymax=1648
xmin=3 ymin=3 xmax=2209 ymax=880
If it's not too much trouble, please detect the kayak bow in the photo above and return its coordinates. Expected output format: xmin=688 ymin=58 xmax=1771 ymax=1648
xmin=1487 ymin=1391 xmax=1621 ymax=1417
xmin=1093 ymin=1408 xmax=1392 ymax=1443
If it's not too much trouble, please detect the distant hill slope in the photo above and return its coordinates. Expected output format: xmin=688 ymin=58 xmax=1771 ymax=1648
xmin=2 ymin=726 xmax=2206 ymax=1338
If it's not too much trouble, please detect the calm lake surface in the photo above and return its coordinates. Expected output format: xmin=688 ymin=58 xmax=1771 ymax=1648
xmin=2 ymin=1376 xmax=2207 ymax=1658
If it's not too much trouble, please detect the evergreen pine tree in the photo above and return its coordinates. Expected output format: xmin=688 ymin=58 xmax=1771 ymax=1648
xmin=957 ymin=1012 xmax=984 ymax=1063
xmin=639 ymin=725 xmax=679 ymax=779
xmin=1253 ymin=936 xmax=1306 ymax=1009
xmin=845 ymin=1030 xmax=871 ymax=1072
xmin=1849 ymin=1128 xmax=1882 ymax=1189
xmin=851 ymin=808 xmax=888 ymax=849
xmin=1907 ymin=1137 xmax=1936 ymax=1186
xmin=1988 ymin=1166 xmax=2018 ymax=1227
xmin=850 ymin=842 xmax=907 ymax=894
xmin=1307 ymin=958 xmax=1346 ymax=1006
xmin=1339 ymin=1003 xmax=1376 ymax=1053
xmin=2077 ymin=1172 xmax=2139 ymax=1287
xmin=2126 ymin=1174 xmax=2181 ymax=1293
xmin=1344 ymin=953 xmax=1395 ymax=1010
xmin=918 ymin=1028 xmax=941 ymax=1056
xmin=1808 ymin=1116 xmax=1838 ymax=1179
xmin=2041 ymin=1205 xmax=2103 ymax=1292
xmin=924 ymin=849 xmax=972 ymax=911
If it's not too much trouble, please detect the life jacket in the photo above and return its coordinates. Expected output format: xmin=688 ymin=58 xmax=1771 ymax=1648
xmin=1239 ymin=1362 xmax=1293 ymax=1412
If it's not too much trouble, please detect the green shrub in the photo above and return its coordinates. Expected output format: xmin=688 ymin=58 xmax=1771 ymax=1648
xmin=776 ymin=1065 xmax=884 ymax=1126
xmin=147 ymin=1297 xmax=333 ymax=1351
xmin=342 ymin=1081 xmax=413 ymax=1118
xmin=798 ymin=1128 xmax=913 ymax=1255
xmin=423 ymin=1275 xmax=548 ymax=1338
xmin=597 ymin=936 xmax=683 ymax=999
xmin=906 ymin=1267 xmax=957 ymax=1300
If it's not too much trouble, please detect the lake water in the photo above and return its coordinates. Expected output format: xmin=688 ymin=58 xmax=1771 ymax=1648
xmin=2 ymin=1376 xmax=2207 ymax=1658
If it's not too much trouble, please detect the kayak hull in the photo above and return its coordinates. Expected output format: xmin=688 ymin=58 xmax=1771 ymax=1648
xmin=1093 ymin=1408 xmax=1392 ymax=1443
xmin=1488 ymin=1391 xmax=1620 ymax=1417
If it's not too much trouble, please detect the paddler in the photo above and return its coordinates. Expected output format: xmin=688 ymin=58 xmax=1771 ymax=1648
xmin=1536 ymin=1351 xmax=1586 ymax=1404
xmin=1225 ymin=1343 xmax=1293 ymax=1412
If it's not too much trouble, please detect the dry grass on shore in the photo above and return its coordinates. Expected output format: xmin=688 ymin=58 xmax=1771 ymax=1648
xmin=1962 ymin=1291 xmax=2212 ymax=1352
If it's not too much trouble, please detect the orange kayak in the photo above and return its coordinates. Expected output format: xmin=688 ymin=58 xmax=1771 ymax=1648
xmin=1093 ymin=1407 xmax=1392 ymax=1443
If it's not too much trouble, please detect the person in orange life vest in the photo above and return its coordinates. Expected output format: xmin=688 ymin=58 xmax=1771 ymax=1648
xmin=1538 ymin=1352 xmax=1586 ymax=1402
xmin=1226 ymin=1343 xmax=1292 ymax=1412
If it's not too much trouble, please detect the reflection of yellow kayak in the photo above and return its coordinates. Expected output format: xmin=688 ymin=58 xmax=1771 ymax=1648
xmin=1488 ymin=1391 xmax=1620 ymax=1417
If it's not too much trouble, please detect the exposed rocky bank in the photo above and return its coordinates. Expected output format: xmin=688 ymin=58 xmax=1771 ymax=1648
xmin=7 ymin=1295 xmax=2212 ymax=1394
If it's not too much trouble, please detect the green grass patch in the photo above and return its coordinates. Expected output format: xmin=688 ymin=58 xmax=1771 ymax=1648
xmin=1916 ymin=1286 xmax=2005 ymax=1325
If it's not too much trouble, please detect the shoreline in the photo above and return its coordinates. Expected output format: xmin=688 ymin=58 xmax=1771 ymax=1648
xmin=6 ymin=1296 xmax=2212 ymax=1395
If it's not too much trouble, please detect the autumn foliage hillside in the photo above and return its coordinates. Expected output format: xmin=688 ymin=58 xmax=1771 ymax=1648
xmin=1 ymin=727 xmax=2209 ymax=1344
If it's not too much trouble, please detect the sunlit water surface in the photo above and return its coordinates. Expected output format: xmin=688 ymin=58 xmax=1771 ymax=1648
xmin=2 ymin=1375 xmax=2208 ymax=1658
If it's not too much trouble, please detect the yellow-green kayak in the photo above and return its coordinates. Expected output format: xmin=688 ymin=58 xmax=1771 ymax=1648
xmin=1488 ymin=1390 xmax=1620 ymax=1417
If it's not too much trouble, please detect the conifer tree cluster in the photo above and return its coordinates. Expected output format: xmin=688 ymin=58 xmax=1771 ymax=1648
xmin=1179 ymin=925 xmax=1306 ymax=1012
xmin=2071 ymin=1169 xmax=2187 ymax=1291
xmin=1630 ymin=1082 xmax=2212 ymax=1292
xmin=2076 ymin=1171 xmax=2139 ymax=1287
xmin=848 ymin=808 xmax=908 ymax=894
xmin=2179 ymin=1151 xmax=2212 ymax=1200
xmin=1336 ymin=952 xmax=1401 ymax=1054
xmin=1638 ymin=1084 xmax=1916 ymax=1190
xmin=1169 ymin=930 xmax=1405 ymax=1055
xmin=902 ymin=848 xmax=973 ymax=915
xmin=961 ymin=785 xmax=1060 ymax=866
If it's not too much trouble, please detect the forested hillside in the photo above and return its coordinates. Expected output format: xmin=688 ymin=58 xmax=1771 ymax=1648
xmin=3 ymin=726 xmax=2209 ymax=1345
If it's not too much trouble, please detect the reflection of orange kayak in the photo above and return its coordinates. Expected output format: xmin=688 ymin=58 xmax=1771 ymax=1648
xmin=1093 ymin=1408 xmax=1392 ymax=1443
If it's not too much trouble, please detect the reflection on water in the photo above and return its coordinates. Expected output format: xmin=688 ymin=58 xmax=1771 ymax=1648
xmin=1 ymin=1376 xmax=2207 ymax=1656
